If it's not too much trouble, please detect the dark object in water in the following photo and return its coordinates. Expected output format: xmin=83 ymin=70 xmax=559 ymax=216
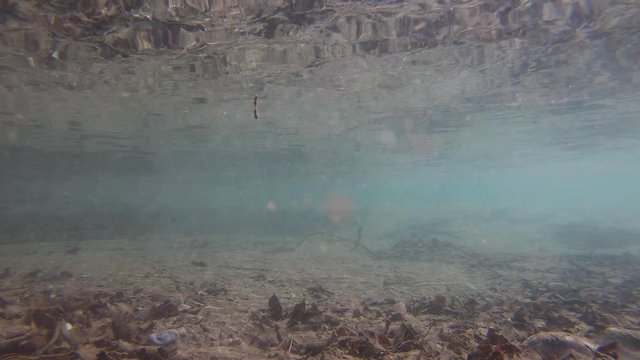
xmin=147 ymin=330 xmax=178 ymax=346
xmin=23 ymin=269 xmax=44 ymax=282
xmin=468 ymin=328 xmax=521 ymax=359
xmin=288 ymin=299 xmax=306 ymax=328
xmin=426 ymin=295 xmax=446 ymax=315
xmin=0 ymin=267 xmax=11 ymax=279
xmin=352 ymin=225 xmax=375 ymax=255
xmin=111 ymin=317 xmax=136 ymax=341
xmin=352 ymin=225 xmax=362 ymax=250
xmin=268 ymin=294 xmax=283 ymax=321
xmin=140 ymin=300 xmax=179 ymax=321
xmin=58 ymin=271 xmax=73 ymax=280
xmin=191 ymin=97 xmax=207 ymax=104
xmin=299 ymin=333 xmax=337 ymax=356
xmin=200 ymin=282 xmax=228 ymax=296
xmin=307 ymin=285 xmax=333 ymax=299
xmin=584 ymin=326 xmax=640 ymax=359
xmin=191 ymin=261 xmax=207 ymax=267
xmin=253 ymin=95 xmax=258 ymax=119
xmin=30 ymin=308 xmax=62 ymax=329
xmin=65 ymin=246 xmax=81 ymax=255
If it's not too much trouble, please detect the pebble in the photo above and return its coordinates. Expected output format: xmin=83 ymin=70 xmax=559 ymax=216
xmin=391 ymin=301 xmax=407 ymax=315
xmin=147 ymin=329 xmax=178 ymax=346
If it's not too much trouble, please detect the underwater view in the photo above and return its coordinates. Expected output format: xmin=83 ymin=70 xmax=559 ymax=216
xmin=1 ymin=0 xmax=640 ymax=359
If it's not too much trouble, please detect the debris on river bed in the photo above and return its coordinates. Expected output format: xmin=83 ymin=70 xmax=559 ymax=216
xmin=1 ymin=231 xmax=640 ymax=359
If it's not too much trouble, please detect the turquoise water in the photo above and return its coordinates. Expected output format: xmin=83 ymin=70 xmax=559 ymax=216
xmin=2 ymin=95 xmax=640 ymax=255
xmin=2 ymin=2 xmax=640 ymax=358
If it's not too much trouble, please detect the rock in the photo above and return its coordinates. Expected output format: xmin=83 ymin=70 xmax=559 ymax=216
xmin=268 ymin=294 xmax=283 ymax=321
xmin=512 ymin=307 xmax=528 ymax=322
xmin=30 ymin=308 xmax=61 ymax=329
xmin=76 ymin=344 xmax=101 ymax=359
xmin=287 ymin=299 xmax=306 ymax=328
xmin=0 ymin=324 xmax=31 ymax=339
xmin=523 ymin=332 xmax=596 ymax=359
xmin=391 ymin=301 xmax=407 ymax=315
xmin=111 ymin=317 xmax=136 ymax=341
xmin=60 ymin=321 xmax=87 ymax=349
xmin=147 ymin=329 xmax=178 ymax=346
xmin=426 ymin=295 xmax=446 ymax=315
xmin=352 ymin=308 xmax=362 ymax=318
xmin=139 ymin=300 xmax=179 ymax=321
xmin=585 ymin=326 xmax=640 ymax=359
xmin=200 ymin=282 xmax=228 ymax=296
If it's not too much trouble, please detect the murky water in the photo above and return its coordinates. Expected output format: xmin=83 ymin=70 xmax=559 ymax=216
xmin=1 ymin=1 xmax=640 ymax=359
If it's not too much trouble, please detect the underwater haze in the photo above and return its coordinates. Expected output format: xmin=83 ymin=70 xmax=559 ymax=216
xmin=1 ymin=1 xmax=640 ymax=359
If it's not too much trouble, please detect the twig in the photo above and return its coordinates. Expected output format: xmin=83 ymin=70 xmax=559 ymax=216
xmin=38 ymin=322 xmax=61 ymax=355
xmin=0 ymin=353 xmax=77 ymax=360
xmin=300 ymin=333 xmax=337 ymax=356
xmin=274 ymin=325 xmax=282 ymax=343
xmin=401 ymin=320 xmax=429 ymax=354
xmin=351 ymin=225 xmax=376 ymax=255
xmin=291 ymin=231 xmax=324 ymax=250
xmin=0 ymin=330 xmax=32 ymax=353
xmin=253 ymin=96 xmax=258 ymax=119
xmin=421 ymin=320 xmax=434 ymax=342
xmin=352 ymin=225 xmax=362 ymax=250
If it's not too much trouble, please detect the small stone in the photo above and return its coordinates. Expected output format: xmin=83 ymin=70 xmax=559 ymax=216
xmin=65 ymin=246 xmax=81 ymax=255
xmin=147 ymin=330 xmax=178 ymax=346
xmin=512 ymin=308 xmax=527 ymax=322
xmin=352 ymin=308 xmax=362 ymax=318
xmin=228 ymin=338 xmax=242 ymax=346
xmin=177 ymin=303 xmax=192 ymax=312
xmin=140 ymin=300 xmax=179 ymax=320
xmin=391 ymin=301 xmax=407 ymax=315
xmin=523 ymin=331 xmax=595 ymax=359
